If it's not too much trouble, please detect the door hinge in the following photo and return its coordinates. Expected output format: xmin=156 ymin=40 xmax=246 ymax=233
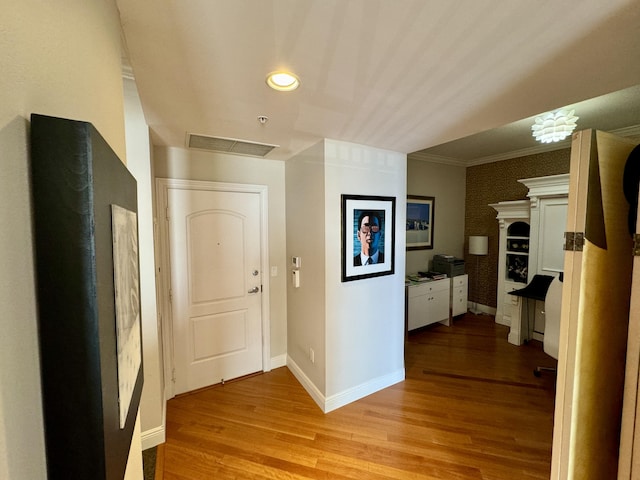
xmin=564 ymin=232 xmax=584 ymax=251
xmin=171 ymin=368 xmax=176 ymax=383
xmin=165 ymin=206 xmax=170 ymax=220
xmin=633 ymin=234 xmax=640 ymax=256
xmin=169 ymin=288 xmax=173 ymax=303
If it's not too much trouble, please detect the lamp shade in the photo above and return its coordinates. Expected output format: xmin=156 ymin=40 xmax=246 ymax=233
xmin=469 ymin=235 xmax=488 ymax=255
xmin=531 ymin=109 xmax=578 ymax=144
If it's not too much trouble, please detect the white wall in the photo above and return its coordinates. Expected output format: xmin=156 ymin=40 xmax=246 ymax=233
xmin=324 ymin=140 xmax=406 ymax=406
xmin=286 ymin=139 xmax=406 ymax=412
xmin=123 ymin=78 xmax=165 ymax=449
xmin=154 ymin=146 xmax=288 ymax=363
xmin=406 ymin=158 xmax=466 ymax=274
xmin=0 ymin=1 xmax=143 ymax=478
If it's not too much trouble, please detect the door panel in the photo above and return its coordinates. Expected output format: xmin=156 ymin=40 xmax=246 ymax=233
xmin=538 ymin=198 xmax=568 ymax=273
xmin=192 ymin=311 xmax=247 ymax=360
xmin=552 ymin=130 xmax=638 ymax=479
xmin=168 ymin=187 xmax=263 ymax=394
xmin=189 ymin=211 xmax=246 ymax=302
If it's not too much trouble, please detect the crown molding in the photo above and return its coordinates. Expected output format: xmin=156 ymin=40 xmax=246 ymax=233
xmin=121 ymin=62 xmax=135 ymax=81
xmin=411 ymin=124 xmax=640 ymax=168
xmin=613 ymin=124 xmax=640 ymax=137
xmin=407 ymin=151 xmax=467 ymax=166
xmin=466 ymin=141 xmax=571 ymax=167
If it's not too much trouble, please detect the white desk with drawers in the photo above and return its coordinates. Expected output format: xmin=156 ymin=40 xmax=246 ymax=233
xmin=406 ymin=274 xmax=468 ymax=331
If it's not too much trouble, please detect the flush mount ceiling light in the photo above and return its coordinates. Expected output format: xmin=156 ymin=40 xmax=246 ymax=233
xmin=266 ymin=71 xmax=300 ymax=91
xmin=531 ymin=109 xmax=579 ymax=143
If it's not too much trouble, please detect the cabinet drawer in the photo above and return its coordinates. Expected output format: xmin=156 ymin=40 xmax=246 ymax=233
xmin=407 ymin=279 xmax=449 ymax=297
xmin=453 ymin=287 xmax=466 ymax=296
xmin=428 ymin=279 xmax=450 ymax=293
xmin=452 ymin=295 xmax=466 ymax=315
xmin=452 ymin=275 xmax=467 ymax=287
xmin=407 ymin=284 xmax=428 ymax=298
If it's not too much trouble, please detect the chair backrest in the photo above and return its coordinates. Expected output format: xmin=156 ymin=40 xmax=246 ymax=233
xmin=543 ymin=276 xmax=563 ymax=359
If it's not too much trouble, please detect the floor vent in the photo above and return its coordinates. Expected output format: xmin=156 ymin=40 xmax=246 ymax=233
xmin=187 ymin=133 xmax=278 ymax=157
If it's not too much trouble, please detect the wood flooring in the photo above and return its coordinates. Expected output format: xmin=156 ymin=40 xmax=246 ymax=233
xmin=156 ymin=313 xmax=557 ymax=479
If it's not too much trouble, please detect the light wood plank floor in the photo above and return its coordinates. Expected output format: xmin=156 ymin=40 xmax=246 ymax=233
xmin=157 ymin=313 xmax=557 ymax=479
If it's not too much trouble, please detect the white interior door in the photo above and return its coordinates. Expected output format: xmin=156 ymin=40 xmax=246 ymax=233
xmin=168 ymin=186 xmax=264 ymax=394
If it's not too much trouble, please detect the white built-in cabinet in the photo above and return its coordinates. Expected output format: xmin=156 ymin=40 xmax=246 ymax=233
xmin=407 ymin=278 xmax=450 ymax=330
xmin=489 ymin=200 xmax=530 ymax=341
xmin=520 ymin=174 xmax=569 ymax=277
xmin=490 ymin=174 xmax=569 ymax=345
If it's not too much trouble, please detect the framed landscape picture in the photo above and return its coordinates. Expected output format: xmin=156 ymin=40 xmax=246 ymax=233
xmin=406 ymin=195 xmax=435 ymax=250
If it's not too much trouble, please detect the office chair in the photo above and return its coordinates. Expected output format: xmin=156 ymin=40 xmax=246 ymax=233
xmin=534 ymin=275 xmax=562 ymax=377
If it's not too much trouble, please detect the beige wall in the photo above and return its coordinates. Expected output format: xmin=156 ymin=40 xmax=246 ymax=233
xmin=0 ymin=1 xmax=143 ymax=478
xmin=285 ymin=141 xmax=327 ymax=392
xmin=406 ymin=158 xmax=467 ymax=274
xmin=154 ymin=146 xmax=288 ymax=360
xmin=123 ymin=78 xmax=165 ymax=448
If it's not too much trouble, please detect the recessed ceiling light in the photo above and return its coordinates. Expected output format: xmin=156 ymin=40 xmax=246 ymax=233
xmin=266 ymin=71 xmax=300 ymax=91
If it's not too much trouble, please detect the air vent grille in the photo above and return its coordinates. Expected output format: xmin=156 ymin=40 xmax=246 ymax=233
xmin=187 ymin=133 xmax=277 ymax=157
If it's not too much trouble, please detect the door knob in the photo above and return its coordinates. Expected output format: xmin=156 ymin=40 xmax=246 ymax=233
xmin=252 ymin=270 xmax=259 ymax=276
xmin=248 ymin=286 xmax=260 ymax=294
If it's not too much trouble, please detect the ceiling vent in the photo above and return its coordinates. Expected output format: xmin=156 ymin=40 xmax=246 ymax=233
xmin=187 ymin=133 xmax=278 ymax=157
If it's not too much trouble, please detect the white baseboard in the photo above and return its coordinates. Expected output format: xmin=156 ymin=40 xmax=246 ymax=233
xmin=270 ymin=353 xmax=287 ymax=370
xmin=141 ymin=425 xmax=165 ymax=450
xmin=286 ymin=356 xmax=326 ymax=411
xmin=532 ymin=331 xmax=544 ymax=342
xmin=287 ymin=355 xmax=405 ymax=413
xmin=323 ymin=369 xmax=405 ymax=413
xmin=466 ymin=302 xmax=496 ymax=317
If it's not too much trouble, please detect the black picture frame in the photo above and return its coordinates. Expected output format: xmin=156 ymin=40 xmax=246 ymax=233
xmin=341 ymin=194 xmax=395 ymax=282
xmin=406 ymin=195 xmax=435 ymax=250
xmin=30 ymin=114 xmax=143 ymax=480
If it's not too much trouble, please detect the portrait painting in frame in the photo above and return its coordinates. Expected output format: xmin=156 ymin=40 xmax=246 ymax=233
xmin=341 ymin=194 xmax=395 ymax=282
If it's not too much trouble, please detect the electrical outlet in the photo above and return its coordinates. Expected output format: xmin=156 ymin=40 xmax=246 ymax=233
xmin=309 ymin=347 xmax=315 ymax=364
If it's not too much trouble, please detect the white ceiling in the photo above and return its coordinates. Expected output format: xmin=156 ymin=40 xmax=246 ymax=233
xmin=117 ymin=0 xmax=640 ymax=164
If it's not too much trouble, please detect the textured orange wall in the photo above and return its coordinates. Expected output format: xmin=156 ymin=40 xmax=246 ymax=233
xmin=465 ymin=149 xmax=570 ymax=308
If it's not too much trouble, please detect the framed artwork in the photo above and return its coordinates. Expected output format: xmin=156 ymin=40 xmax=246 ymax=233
xmin=30 ymin=114 xmax=143 ymax=479
xmin=111 ymin=204 xmax=142 ymax=429
xmin=406 ymin=195 xmax=435 ymax=250
xmin=341 ymin=194 xmax=395 ymax=282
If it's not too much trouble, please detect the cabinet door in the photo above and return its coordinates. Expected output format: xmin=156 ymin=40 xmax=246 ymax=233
xmin=407 ymin=284 xmax=428 ymax=330
xmin=427 ymin=280 xmax=450 ymax=324
xmin=537 ymin=198 xmax=568 ymax=274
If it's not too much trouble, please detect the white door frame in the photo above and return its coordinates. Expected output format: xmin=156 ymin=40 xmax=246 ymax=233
xmin=155 ymin=178 xmax=271 ymax=399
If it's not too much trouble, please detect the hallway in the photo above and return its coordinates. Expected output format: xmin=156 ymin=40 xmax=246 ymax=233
xmin=156 ymin=313 xmax=556 ymax=479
